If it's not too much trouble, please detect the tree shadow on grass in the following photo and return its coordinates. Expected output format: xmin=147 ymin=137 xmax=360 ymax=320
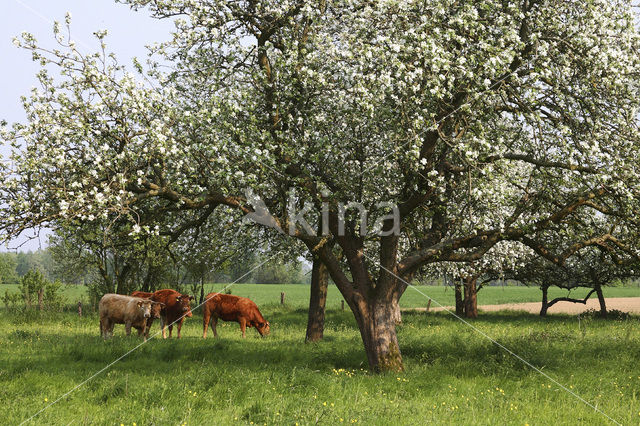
xmin=399 ymin=310 xmax=638 ymax=377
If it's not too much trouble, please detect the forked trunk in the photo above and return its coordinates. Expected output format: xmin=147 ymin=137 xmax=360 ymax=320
xmin=306 ymin=258 xmax=329 ymax=342
xmin=390 ymin=296 xmax=402 ymax=324
xmin=353 ymin=294 xmax=404 ymax=372
xmin=540 ymin=285 xmax=549 ymax=317
xmin=595 ymin=283 xmax=607 ymax=319
xmin=463 ymin=276 xmax=478 ymax=318
xmin=310 ymin=232 xmax=404 ymax=371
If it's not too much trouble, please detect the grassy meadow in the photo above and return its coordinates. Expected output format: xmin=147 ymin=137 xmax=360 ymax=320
xmin=1 ymin=284 xmax=639 ymax=424
xmin=204 ymin=283 xmax=640 ymax=309
xmin=3 ymin=282 xmax=640 ymax=310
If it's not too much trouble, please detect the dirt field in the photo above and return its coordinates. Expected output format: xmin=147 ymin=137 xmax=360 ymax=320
xmin=421 ymin=297 xmax=640 ymax=315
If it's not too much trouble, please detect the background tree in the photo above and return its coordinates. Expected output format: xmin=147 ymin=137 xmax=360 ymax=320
xmin=505 ymin=244 xmax=640 ymax=317
xmin=48 ymin=231 xmax=95 ymax=285
xmin=0 ymin=253 xmax=19 ymax=285
xmin=426 ymin=241 xmax=535 ymax=317
xmin=169 ymin=211 xmax=259 ymax=303
xmin=15 ymin=251 xmax=47 ymax=278
xmin=496 ymin=203 xmax=640 ymax=317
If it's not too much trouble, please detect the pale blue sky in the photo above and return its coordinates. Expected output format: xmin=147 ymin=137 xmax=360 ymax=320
xmin=1 ymin=0 xmax=174 ymax=251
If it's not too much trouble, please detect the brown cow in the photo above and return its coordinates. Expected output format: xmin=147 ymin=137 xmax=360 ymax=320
xmin=131 ymin=291 xmax=154 ymax=298
xmin=99 ymin=294 xmax=163 ymax=341
xmin=132 ymin=289 xmax=193 ymax=338
xmin=202 ymin=293 xmax=270 ymax=338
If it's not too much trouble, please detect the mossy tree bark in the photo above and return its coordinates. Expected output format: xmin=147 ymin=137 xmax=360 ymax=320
xmin=352 ymin=292 xmax=404 ymax=372
xmin=390 ymin=296 xmax=402 ymax=324
xmin=455 ymin=279 xmax=464 ymax=315
xmin=305 ymin=257 xmax=329 ymax=342
xmin=463 ymin=276 xmax=478 ymax=318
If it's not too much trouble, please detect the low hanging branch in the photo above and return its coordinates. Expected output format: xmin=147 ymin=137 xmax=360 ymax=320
xmin=547 ymin=288 xmax=596 ymax=308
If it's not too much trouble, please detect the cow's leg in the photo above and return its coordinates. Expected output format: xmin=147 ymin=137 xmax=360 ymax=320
xmin=161 ymin=317 xmax=167 ymax=339
xmin=146 ymin=317 xmax=154 ymax=334
xmin=239 ymin=317 xmax=247 ymax=338
xmin=168 ymin=323 xmax=174 ymax=338
xmin=125 ymin=321 xmax=132 ymax=336
xmin=203 ymin=309 xmax=210 ymax=338
xmin=177 ymin=318 xmax=184 ymax=339
xmin=212 ymin=316 xmax=219 ymax=338
xmin=104 ymin=318 xmax=112 ymax=339
xmin=137 ymin=326 xmax=148 ymax=342
xmin=100 ymin=317 xmax=107 ymax=339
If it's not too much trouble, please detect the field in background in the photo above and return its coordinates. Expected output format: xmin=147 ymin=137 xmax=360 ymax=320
xmin=1 ymin=299 xmax=638 ymax=424
xmin=2 ymin=283 xmax=640 ymax=311
xmin=205 ymin=283 xmax=640 ymax=310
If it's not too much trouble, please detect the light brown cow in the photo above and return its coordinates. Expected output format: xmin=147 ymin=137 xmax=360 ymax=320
xmin=202 ymin=293 xmax=270 ymax=338
xmin=99 ymin=294 xmax=163 ymax=341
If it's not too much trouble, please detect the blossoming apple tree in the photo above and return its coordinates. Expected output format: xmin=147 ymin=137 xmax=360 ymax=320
xmin=2 ymin=0 xmax=640 ymax=371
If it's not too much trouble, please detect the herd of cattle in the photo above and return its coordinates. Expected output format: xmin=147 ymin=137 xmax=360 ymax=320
xmin=98 ymin=290 xmax=270 ymax=341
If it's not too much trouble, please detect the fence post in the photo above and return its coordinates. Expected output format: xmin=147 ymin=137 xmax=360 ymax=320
xmin=78 ymin=301 xmax=83 ymax=317
xmin=280 ymin=292 xmax=285 ymax=305
xmin=341 ymin=300 xmax=345 ymax=311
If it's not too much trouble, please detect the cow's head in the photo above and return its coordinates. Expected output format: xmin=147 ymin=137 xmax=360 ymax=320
xmin=256 ymin=321 xmax=270 ymax=336
xmin=150 ymin=301 xmax=164 ymax=318
xmin=137 ymin=300 xmax=153 ymax=318
xmin=176 ymin=294 xmax=193 ymax=317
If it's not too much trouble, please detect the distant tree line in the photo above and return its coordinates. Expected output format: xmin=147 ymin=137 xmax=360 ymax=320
xmin=0 ymin=241 xmax=309 ymax=289
xmin=0 ymin=250 xmax=55 ymax=285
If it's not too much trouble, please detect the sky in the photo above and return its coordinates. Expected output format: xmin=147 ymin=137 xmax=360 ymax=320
xmin=0 ymin=0 xmax=175 ymax=252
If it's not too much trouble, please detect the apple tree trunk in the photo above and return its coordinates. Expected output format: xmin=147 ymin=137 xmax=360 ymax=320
xmin=463 ymin=276 xmax=478 ymax=318
xmin=305 ymin=257 xmax=329 ymax=342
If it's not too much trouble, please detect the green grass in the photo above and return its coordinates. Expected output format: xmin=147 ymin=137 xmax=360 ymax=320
xmin=1 ymin=287 xmax=639 ymax=424
xmin=2 ymin=283 xmax=89 ymax=303
xmin=4 ymin=282 xmax=638 ymax=310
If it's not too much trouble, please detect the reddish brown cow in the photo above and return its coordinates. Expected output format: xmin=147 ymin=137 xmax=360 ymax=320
xmin=202 ymin=293 xmax=270 ymax=338
xmin=131 ymin=291 xmax=154 ymax=299
xmin=132 ymin=289 xmax=193 ymax=338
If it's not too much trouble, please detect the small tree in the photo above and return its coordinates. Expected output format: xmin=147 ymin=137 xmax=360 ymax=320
xmin=19 ymin=269 xmax=64 ymax=311
xmin=20 ymin=269 xmax=46 ymax=308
